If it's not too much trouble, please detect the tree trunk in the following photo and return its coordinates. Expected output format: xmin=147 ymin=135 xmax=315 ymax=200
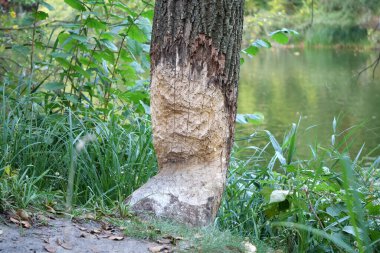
xmin=126 ymin=0 xmax=244 ymax=226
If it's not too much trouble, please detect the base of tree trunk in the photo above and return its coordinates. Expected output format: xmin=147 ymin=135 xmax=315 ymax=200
xmin=126 ymin=160 xmax=226 ymax=226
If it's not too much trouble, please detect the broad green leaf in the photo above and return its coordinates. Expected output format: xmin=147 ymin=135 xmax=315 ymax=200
xmin=94 ymin=49 xmax=115 ymax=62
xmin=271 ymin=32 xmax=289 ymax=44
xmin=130 ymin=61 xmax=144 ymax=74
xmin=33 ymin=11 xmax=49 ymax=21
xmin=128 ymin=23 xmax=149 ymax=43
xmin=54 ymin=58 xmax=71 ymax=68
xmin=261 ymin=186 xmax=274 ymax=202
xmin=127 ymin=37 xmax=143 ymax=57
xmin=64 ymin=94 xmax=79 ymax=104
xmin=64 ymin=0 xmax=86 ymax=11
xmin=73 ymin=65 xmax=90 ymax=79
xmin=326 ymin=204 xmax=344 ymax=217
xmin=50 ymin=52 xmax=71 ymax=59
xmin=142 ymin=10 xmax=154 ymax=21
xmin=244 ymin=45 xmax=259 ymax=56
xmin=12 ymin=45 xmax=30 ymax=56
xmin=342 ymin=226 xmax=363 ymax=237
xmin=86 ymin=17 xmax=107 ymax=30
xmin=366 ymin=202 xmax=380 ymax=215
xmin=136 ymin=17 xmax=151 ymax=39
xmin=70 ymin=34 xmax=88 ymax=43
xmin=100 ymin=32 xmax=118 ymax=41
xmin=45 ymin=82 xmax=65 ymax=91
xmin=100 ymin=39 xmax=118 ymax=51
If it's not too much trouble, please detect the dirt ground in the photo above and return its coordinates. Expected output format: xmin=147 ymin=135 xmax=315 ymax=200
xmin=0 ymin=214 xmax=164 ymax=253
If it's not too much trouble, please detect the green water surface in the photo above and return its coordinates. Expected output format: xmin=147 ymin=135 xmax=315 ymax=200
xmin=237 ymin=48 xmax=380 ymax=156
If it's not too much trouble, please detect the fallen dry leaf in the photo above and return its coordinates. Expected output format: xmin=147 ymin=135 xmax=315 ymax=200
xmin=156 ymin=238 xmax=172 ymax=244
xmin=9 ymin=217 xmax=30 ymax=228
xmin=83 ymin=213 xmax=96 ymax=219
xmin=75 ymin=225 xmax=87 ymax=231
xmin=44 ymin=244 xmax=57 ymax=253
xmin=108 ymin=235 xmax=124 ymax=241
xmin=89 ymin=228 xmax=101 ymax=234
xmin=101 ymin=223 xmax=112 ymax=231
xmin=243 ymin=241 xmax=257 ymax=253
xmin=37 ymin=214 xmax=50 ymax=223
xmin=56 ymin=238 xmax=73 ymax=250
xmin=46 ymin=206 xmax=56 ymax=214
xmin=21 ymin=220 xmax=31 ymax=228
xmin=148 ymin=245 xmax=171 ymax=253
xmin=10 ymin=217 xmax=20 ymax=224
xmin=16 ymin=209 xmax=30 ymax=220
xmin=162 ymin=235 xmax=183 ymax=245
xmin=60 ymin=242 xmax=73 ymax=250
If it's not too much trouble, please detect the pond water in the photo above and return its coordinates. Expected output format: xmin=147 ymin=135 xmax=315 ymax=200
xmin=237 ymin=48 xmax=380 ymax=157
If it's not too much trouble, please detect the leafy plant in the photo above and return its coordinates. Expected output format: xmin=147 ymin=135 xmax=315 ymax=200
xmin=218 ymin=119 xmax=380 ymax=252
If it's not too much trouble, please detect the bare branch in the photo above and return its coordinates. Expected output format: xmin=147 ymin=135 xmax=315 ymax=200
xmin=357 ymin=52 xmax=380 ymax=80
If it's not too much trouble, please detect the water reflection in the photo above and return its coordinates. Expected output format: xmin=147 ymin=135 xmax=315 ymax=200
xmin=237 ymin=48 xmax=380 ymax=156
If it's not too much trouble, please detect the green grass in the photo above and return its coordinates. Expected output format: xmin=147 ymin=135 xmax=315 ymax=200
xmin=109 ymin=216 xmax=251 ymax=253
xmin=217 ymin=120 xmax=380 ymax=252
xmin=0 ymin=94 xmax=157 ymax=213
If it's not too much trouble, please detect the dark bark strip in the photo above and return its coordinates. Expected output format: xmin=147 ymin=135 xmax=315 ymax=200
xmin=150 ymin=0 xmax=244 ymax=157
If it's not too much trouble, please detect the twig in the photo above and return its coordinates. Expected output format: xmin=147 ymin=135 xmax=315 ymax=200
xmin=305 ymin=189 xmax=325 ymax=229
xmin=357 ymin=51 xmax=380 ymax=80
xmin=0 ymin=20 xmax=78 ymax=30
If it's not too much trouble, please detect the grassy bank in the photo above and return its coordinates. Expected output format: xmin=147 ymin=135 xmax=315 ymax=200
xmin=1 ymin=96 xmax=379 ymax=252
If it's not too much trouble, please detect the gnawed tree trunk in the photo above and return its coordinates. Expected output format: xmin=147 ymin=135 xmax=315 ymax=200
xmin=126 ymin=0 xmax=244 ymax=226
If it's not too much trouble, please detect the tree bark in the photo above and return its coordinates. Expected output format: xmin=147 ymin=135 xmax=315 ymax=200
xmin=126 ymin=0 xmax=244 ymax=226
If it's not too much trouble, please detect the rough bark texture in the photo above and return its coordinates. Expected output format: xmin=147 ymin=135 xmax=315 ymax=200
xmin=126 ymin=0 xmax=244 ymax=226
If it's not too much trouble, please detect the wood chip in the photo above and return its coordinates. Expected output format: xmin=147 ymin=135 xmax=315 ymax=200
xmin=108 ymin=235 xmax=124 ymax=241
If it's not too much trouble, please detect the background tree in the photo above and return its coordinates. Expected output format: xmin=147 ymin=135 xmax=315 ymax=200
xmin=126 ymin=0 xmax=244 ymax=226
